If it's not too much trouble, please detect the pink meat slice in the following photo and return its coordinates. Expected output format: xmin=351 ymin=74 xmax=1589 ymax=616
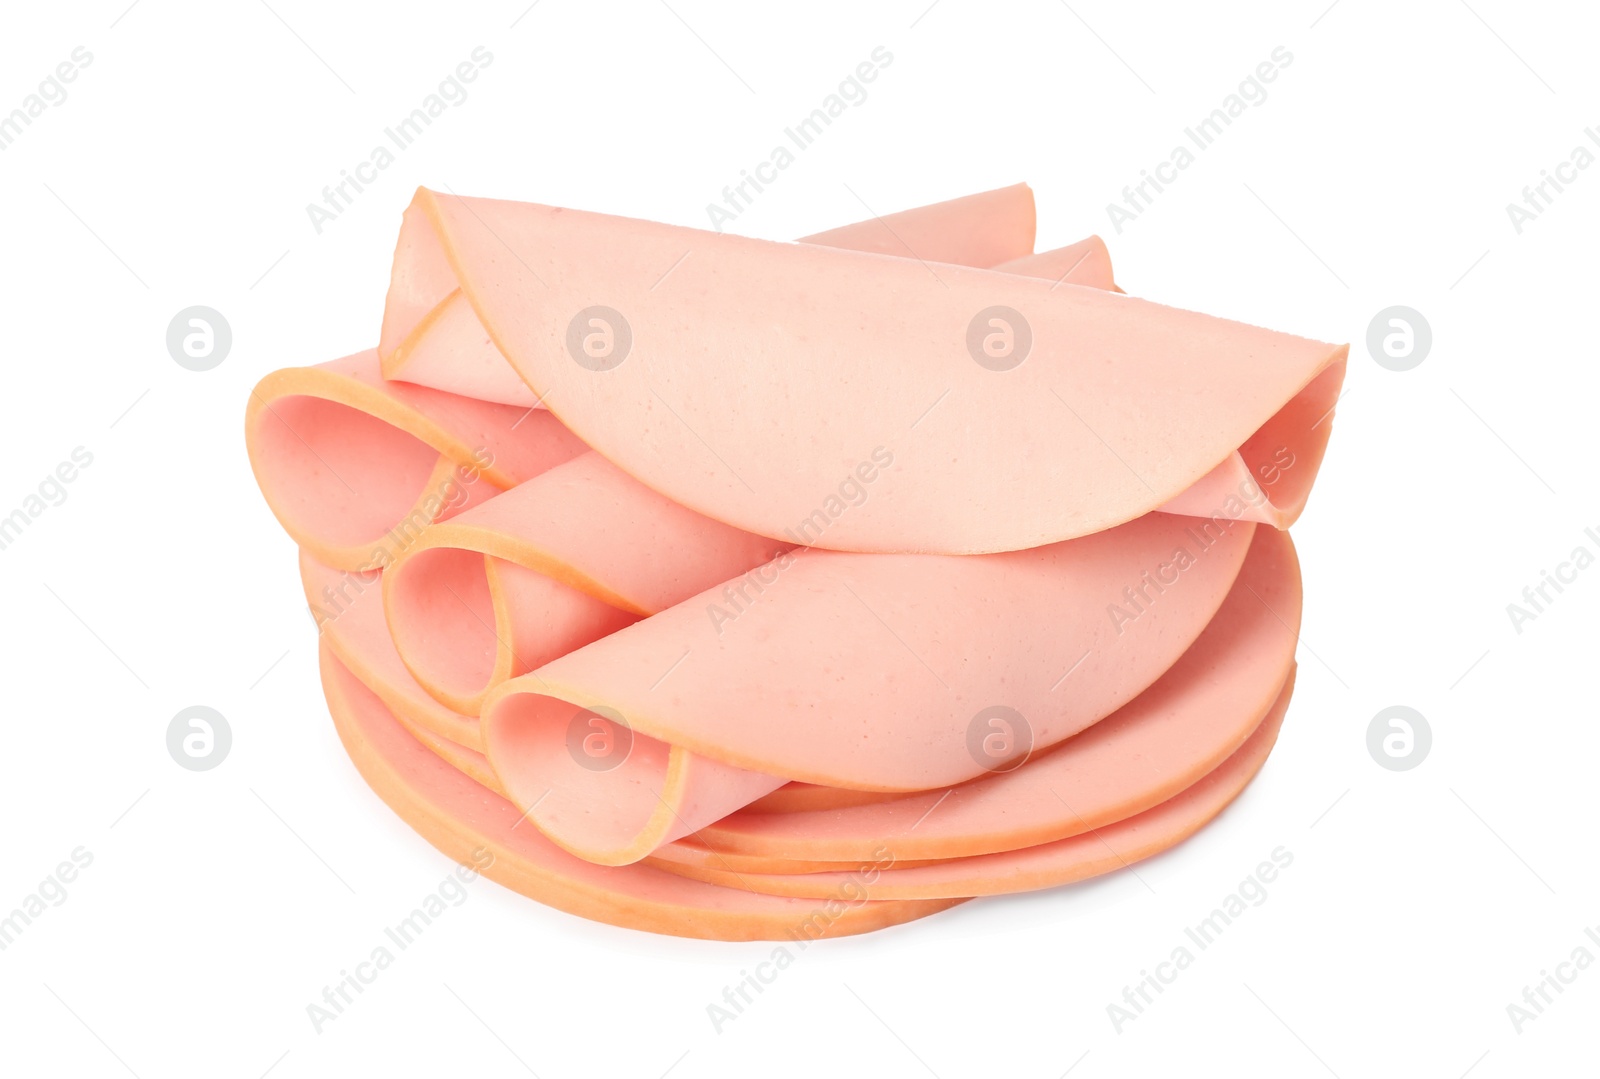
xmin=482 ymin=512 xmax=1257 ymax=806
xmin=305 ymin=505 xmax=788 ymax=867
xmin=263 ymin=207 xmax=1319 ymax=872
xmin=318 ymin=644 xmax=965 ymax=940
xmin=380 ymin=188 xmax=1321 ymax=532
xmin=689 ymin=525 xmax=1299 ymax=862
xmin=371 ymin=219 xmax=1308 ymax=843
xmin=380 ymin=465 xmax=801 ymax=866
xmin=995 ymin=236 xmax=1118 ymax=290
xmin=304 ymin=527 xmax=1297 ymax=879
xmin=382 ymin=451 xmax=789 ymax=714
xmin=655 ymin=670 xmax=1292 ymax=900
xmin=306 ymin=548 xmax=1291 ymax=905
xmin=369 ymin=222 xmax=1131 ymax=865
xmin=380 ymin=231 xmax=1120 ymax=412
xmin=245 ymin=351 xmax=587 ymax=571
xmin=317 ymin=611 xmax=1289 ymax=908
xmin=301 ymin=547 xmax=766 ymax=870
xmin=380 ymin=447 xmax=1276 ymax=866
xmin=387 ymin=186 xmax=1345 ymax=553
xmin=376 ymin=231 xmax=1128 ymax=721
xmin=978 ymin=241 xmax=1329 ymax=528
xmin=241 ymin=179 xmax=1346 ymax=936
xmin=378 ymin=183 xmax=1043 ymax=406
xmin=304 ymin=557 xmax=789 ymax=872
xmin=796 ymin=183 xmax=1039 ymax=267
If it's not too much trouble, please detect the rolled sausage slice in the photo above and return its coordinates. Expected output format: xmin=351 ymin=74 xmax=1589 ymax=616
xmin=246 ymin=351 xmax=586 ymax=572
xmin=319 ymin=644 xmax=965 ymax=941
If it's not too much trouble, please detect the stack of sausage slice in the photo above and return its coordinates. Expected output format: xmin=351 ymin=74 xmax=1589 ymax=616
xmin=246 ymin=184 xmax=1345 ymax=940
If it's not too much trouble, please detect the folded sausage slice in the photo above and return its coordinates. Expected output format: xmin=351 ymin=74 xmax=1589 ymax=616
xmin=391 ymin=186 xmax=1345 ymax=553
xmin=796 ymin=183 xmax=1039 ymax=267
xmin=383 ymin=451 xmax=787 ymax=714
xmin=484 ymin=512 xmax=1255 ymax=799
xmin=308 ymin=541 xmax=788 ymax=867
xmin=246 ymin=351 xmax=586 ymax=571
xmin=996 ymin=236 xmax=1118 ymax=291
xmin=689 ymin=525 xmax=1298 ymax=862
xmin=319 ymin=644 xmax=963 ymax=940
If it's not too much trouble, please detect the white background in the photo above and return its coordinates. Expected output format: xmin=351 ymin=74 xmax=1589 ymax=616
xmin=1 ymin=1 xmax=1596 ymax=1075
